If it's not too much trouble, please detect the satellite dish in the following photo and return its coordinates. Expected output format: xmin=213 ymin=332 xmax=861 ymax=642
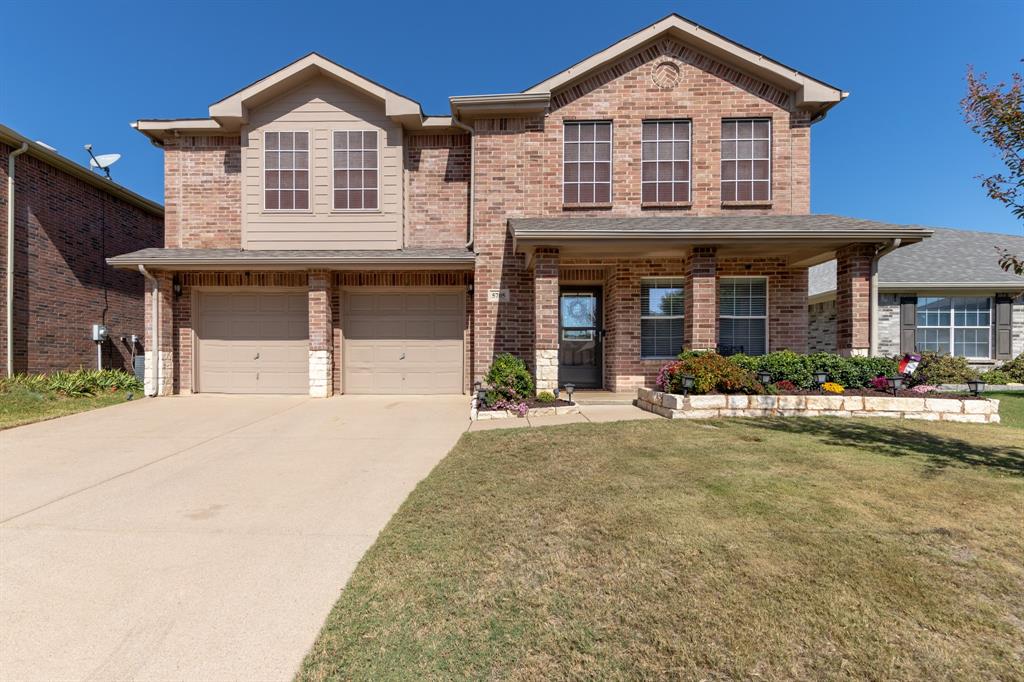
xmin=89 ymin=153 xmax=121 ymax=169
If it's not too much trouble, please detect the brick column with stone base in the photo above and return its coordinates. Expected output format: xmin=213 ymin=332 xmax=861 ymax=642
xmin=684 ymin=246 xmax=717 ymax=351
xmin=534 ymin=248 xmax=560 ymax=394
xmin=308 ymin=270 xmax=334 ymax=397
xmin=836 ymin=244 xmax=873 ymax=357
xmin=143 ymin=271 xmax=174 ymax=396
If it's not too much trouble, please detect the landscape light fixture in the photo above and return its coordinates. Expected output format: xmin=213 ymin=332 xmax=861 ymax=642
xmin=564 ymin=383 xmax=575 ymax=404
xmin=966 ymin=378 xmax=986 ymax=397
xmin=885 ymin=376 xmax=904 ymax=396
xmin=813 ymin=371 xmax=830 ymax=391
xmin=756 ymin=370 xmax=772 ymax=386
xmin=679 ymin=374 xmax=696 ymax=396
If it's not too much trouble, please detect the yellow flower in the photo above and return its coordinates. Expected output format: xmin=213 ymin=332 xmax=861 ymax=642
xmin=822 ymin=382 xmax=844 ymax=394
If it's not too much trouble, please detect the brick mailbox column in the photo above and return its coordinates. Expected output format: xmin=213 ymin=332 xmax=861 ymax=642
xmin=836 ymin=243 xmax=873 ymax=357
xmin=533 ymin=248 xmax=560 ymax=394
xmin=683 ymin=246 xmax=717 ymax=351
xmin=308 ymin=270 xmax=334 ymax=397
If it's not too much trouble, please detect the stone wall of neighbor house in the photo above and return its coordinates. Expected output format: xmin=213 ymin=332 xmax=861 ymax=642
xmin=470 ymin=38 xmax=813 ymax=385
xmin=1 ymin=142 xmax=164 ymax=375
xmin=877 ymin=294 xmax=902 ymax=357
xmin=163 ymin=135 xmax=241 ymax=248
xmin=808 ymin=299 xmax=837 ymax=353
xmin=404 ymin=133 xmax=470 ymax=248
xmin=637 ymin=388 xmax=1001 ymax=423
xmin=1014 ymin=294 xmax=1024 ymax=359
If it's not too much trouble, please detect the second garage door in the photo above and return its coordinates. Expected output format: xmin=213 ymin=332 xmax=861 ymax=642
xmin=343 ymin=289 xmax=464 ymax=394
xmin=197 ymin=291 xmax=309 ymax=394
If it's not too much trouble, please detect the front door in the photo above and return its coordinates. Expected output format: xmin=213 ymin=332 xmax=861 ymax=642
xmin=559 ymin=287 xmax=602 ymax=388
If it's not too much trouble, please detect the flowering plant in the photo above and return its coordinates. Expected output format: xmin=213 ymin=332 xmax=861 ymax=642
xmin=822 ymin=382 xmax=844 ymax=394
xmin=871 ymin=376 xmax=890 ymax=391
xmin=910 ymin=384 xmax=938 ymax=394
xmin=493 ymin=398 xmax=530 ymax=417
xmin=773 ymin=379 xmax=798 ymax=392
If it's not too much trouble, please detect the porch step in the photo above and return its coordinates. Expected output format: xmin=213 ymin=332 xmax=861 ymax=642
xmin=569 ymin=391 xmax=638 ymax=406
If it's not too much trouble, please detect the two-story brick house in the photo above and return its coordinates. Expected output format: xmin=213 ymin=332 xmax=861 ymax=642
xmin=111 ymin=14 xmax=932 ymax=397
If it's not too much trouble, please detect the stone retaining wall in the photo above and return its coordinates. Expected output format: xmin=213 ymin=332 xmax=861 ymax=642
xmin=636 ymin=388 xmax=1000 ymax=423
xmin=471 ymin=399 xmax=581 ymax=421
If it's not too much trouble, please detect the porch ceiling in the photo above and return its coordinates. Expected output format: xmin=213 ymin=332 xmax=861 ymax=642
xmin=509 ymin=215 xmax=932 ymax=267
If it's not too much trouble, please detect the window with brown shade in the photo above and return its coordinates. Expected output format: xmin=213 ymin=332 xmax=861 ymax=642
xmin=264 ymin=131 xmax=309 ymax=211
xmin=642 ymin=120 xmax=690 ymax=203
xmin=564 ymin=121 xmax=612 ymax=205
xmin=721 ymin=119 xmax=771 ymax=202
xmin=334 ymin=130 xmax=379 ymax=210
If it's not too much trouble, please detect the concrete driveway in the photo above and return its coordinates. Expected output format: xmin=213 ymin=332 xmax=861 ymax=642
xmin=0 ymin=394 xmax=469 ymax=682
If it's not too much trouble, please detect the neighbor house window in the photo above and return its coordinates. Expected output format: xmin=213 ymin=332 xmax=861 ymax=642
xmin=564 ymin=121 xmax=612 ymax=205
xmin=641 ymin=278 xmax=684 ymax=358
xmin=264 ymin=131 xmax=309 ymax=210
xmin=916 ymin=296 xmax=992 ymax=358
xmin=721 ymin=119 xmax=770 ymax=202
xmin=334 ymin=130 xmax=379 ymax=210
xmin=642 ymin=120 xmax=691 ymax=203
xmin=719 ymin=277 xmax=768 ymax=356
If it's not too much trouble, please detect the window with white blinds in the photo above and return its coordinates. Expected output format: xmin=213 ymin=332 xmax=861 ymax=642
xmin=640 ymin=278 xmax=684 ymax=358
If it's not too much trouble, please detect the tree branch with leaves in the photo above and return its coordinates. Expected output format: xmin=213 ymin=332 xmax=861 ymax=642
xmin=961 ymin=61 xmax=1024 ymax=275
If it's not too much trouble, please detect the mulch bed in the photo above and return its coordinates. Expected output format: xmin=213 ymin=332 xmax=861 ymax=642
xmin=479 ymin=398 xmax=574 ymax=412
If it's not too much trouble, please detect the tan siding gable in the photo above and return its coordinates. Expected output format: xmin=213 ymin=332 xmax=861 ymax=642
xmin=242 ymin=76 xmax=403 ymax=250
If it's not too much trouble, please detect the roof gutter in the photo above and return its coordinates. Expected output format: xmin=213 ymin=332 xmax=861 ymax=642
xmin=6 ymin=142 xmax=29 ymax=377
xmin=869 ymin=238 xmax=901 ymax=357
xmin=512 ymin=228 xmax=932 ymax=243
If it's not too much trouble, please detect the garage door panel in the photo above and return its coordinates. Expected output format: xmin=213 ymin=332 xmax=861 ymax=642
xmin=198 ymin=292 xmax=308 ymax=395
xmin=343 ymin=289 xmax=464 ymax=395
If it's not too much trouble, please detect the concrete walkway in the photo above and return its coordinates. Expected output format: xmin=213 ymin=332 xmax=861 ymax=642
xmin=0 ymin=395 xmax=469 ymax=682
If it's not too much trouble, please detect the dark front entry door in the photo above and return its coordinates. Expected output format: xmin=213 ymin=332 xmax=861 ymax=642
xmin=559 ymin=287 xmax=602 ymax=388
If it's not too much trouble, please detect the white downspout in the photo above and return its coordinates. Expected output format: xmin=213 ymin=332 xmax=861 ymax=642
xmin=138 ymin=265 xmax=159 ymax=396
xmin=869 ymin=238 xmax=901 ymax=356
xmin=451 ymin=117 xmax=475 ymax=248
xmin=6 ymin=142 xmax=29 ymax=377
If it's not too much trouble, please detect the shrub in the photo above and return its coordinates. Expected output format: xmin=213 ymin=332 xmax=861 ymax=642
xmin=660 ymin=352 xmax=762 ymax=395
xmin=909 ymin=352 xmax=979 ymax=386
xmin=833 ymin=355 xmax=899 ymax=388
xmin=536 ymin=391 xmax=556 ymax=403
xmin=996 ymin=353 xmax=1024 ymax=382
xmin=980 ymin=369 xmax=1012 ymax=385
xmin=773 ymin=380 xmax=797 ymax=392
xmin=756 ymin=351 xmax=815 ymax=389
xmin=870 ymin=376 xmax=889 ymax=391
xmin=0 ymin=369 xmax=142 ymax=397
xmin=727 ymin=352 xmax=898 ymax=390
xmin=484 ymin=353 xmax=534 ymax=401
xmin=822 ymin=382 xmax=844 ymax=394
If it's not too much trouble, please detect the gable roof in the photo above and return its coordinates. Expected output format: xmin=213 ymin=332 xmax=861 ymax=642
xmin=523 ymin=14 xmax=846 ymax=115
xmin=809 ymin=227 xmax=1024 ymax=299
xmin=135 ymin=53 xmax=454 ymax=144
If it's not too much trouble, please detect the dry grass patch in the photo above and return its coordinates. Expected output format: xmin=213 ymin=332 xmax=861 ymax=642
xmin=300 ymin=417 xmax=1024 ymax=681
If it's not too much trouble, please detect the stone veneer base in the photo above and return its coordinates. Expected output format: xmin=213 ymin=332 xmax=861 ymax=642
xmin=636 ymin=388 xmax=1001 ymax=424
xmin=470 ymin=400 xmax=581 ymax=421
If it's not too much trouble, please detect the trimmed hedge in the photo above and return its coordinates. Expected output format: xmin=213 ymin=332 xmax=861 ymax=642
xmin=658 ymin=352 xmax=762 ymax=395
xmin=907 ymin=352 xmax=978 ymax=386
xmin=728 ymin=351 xmax=898 ymax=390
xmin=484 ymin=353 xmax=534 ymax=401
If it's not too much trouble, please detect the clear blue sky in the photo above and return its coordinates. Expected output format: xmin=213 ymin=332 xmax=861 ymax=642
xmin=2 ymin=0 xmax=1022 ymax=236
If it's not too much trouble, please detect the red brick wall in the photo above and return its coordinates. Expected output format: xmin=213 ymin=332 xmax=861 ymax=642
xmin=835 ymin=244 xmax=873 ymax=355
xmin=405 ymin=134 xmax=470 ymax=248
xmin=1 ymin=142 xmax=164 ymax=374
xmin=471 ymin=38 xmax=814 ymax=384
xmin=163 ymin=136 xmax=241 ymax=248
xmin=684 ymin=247 xmax=717 ymax=350
xmin=716 ymin=257 xmax=809 ymax=354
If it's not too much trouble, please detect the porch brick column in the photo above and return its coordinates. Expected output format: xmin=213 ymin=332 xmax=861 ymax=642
xmin=308 ymin=270 xmax=334 ymax=397
xmin=836 ymin=243 xmax=873 ymax=356
xmin=534 ymin=248 xmax=560 ymax=394
xmin=684 ymin=246 xmax=717 ymax=351
xmin=143 ymin=271 xmax=174 ymax=396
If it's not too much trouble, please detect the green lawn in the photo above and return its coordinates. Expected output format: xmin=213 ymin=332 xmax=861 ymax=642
xmin=0 ymin=387 xmax=133 ymax=430
xmin=301 ymin=415 xmax=1024 ymax=681
xmin=988 ymin=391 xmax=1024 ymax=429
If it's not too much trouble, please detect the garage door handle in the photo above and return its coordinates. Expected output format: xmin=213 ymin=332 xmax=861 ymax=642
xmin=400 ymin=352 xmax=405 ymax=360
xmin=254 ymin=352 xmax=260 ymax=360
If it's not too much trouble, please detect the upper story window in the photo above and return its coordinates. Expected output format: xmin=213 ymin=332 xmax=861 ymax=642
xmin=333 ymin=130 xmax=379 ymax=211
xmin=916 ymin=296 xmax=992 ymax=358
xmin=641 ymin=120 xmax=690 ymax=204
xmin=721 ymin=119 xmax=770 ymax=203
xmin=564 ymin=121 xmax=612 ymax=205
xmin=264 ymin=131 xmax=309 ymax=211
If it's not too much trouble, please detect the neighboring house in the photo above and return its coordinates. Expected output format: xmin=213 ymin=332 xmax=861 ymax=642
xmin=110 ymin=13 xmax=939 ymax=398
xmin=1 ymin=124 xmax=164 ymax=376
xmin=809 ymin=228 xmax=1024 ymax=368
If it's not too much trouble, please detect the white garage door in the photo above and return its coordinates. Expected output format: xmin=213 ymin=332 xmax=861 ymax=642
xmin=343 ymin=289 xmax=464 ymax=394
xmin=197 ymin=291 xmax=308 ymax=394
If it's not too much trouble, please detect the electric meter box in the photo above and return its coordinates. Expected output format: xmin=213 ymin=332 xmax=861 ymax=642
xmin=92 ymin=324 xmax=109 ymax=342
